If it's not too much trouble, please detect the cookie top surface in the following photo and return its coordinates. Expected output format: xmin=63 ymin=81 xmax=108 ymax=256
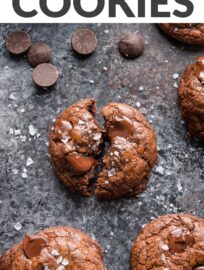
xmin=0 ymin=227 xmax=104 ymax=270
xmin=159 ymin=24 xmax=204 ymax=45
xmin=178 ymin=57 xmax=204 ymax=140
xmin=131 ymin=214 xmax=204 ymax=270
xmin=49 ymin=99 xmax=103 ymax=196
xmin=95 ymin=103 xmax=158 ymax=200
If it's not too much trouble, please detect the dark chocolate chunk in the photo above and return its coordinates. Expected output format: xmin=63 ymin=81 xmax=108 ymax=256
xmin=118 ymin=32 xmax=145 ymax=59
xmin=6 ymin=30 xmax=31 ymax=55
xmin=27 ymin=42 xmax=52 ymax=67
xmin=32 ymin=63 xmax=59 ymax=88
xmin=66 ymin=154 xmax=97 ymax=175
xmin=23 ymin=235 xmax=47 ymax=259
xmin=71 ymin=29 xmax=97 ymax=55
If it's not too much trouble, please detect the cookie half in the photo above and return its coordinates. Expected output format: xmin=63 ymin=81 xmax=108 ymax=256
xmin=95 ymin=103 xmax=158 ymax=200
xmin=179 ymin=57 xmax=204 ymax=140
xmin=49 ymin=99 xmax=103 ymax=196
xmin=0 ymin=227 xmax=105 ymax=270
xmin=159 ymin=24 xmax=204 ymax=45
xmin=131 ymin=214 xmax=204 ymax=270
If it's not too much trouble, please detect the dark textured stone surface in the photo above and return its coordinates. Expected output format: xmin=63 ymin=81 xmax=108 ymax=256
xmin=0 ymin=24 xmax=204 ymax=270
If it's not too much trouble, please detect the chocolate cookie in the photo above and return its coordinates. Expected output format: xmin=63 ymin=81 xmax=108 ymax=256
xmin=95 ymin=103 xmax=158 ymax=200
xmin=49 ymin=99 xmax=157 ymax=199
xmin=178 ymin=57 xmax=204 ymax=140
xmin=0 ymin=226 xmax=105 ymax=270
xmin=131 ymin=214 xmax=204 ymax=270
xmin=158 ymin=24 xmax=204 ymax=45
xmin=49 ymin=99 xmax=103 ymax=196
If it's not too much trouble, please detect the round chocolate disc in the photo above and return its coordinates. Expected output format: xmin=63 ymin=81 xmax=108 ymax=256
xmin=32 ymin=63 xmax=59 ymax=88
xmin=6 ymin=30 xmax=31 ymax=55
xmin=71 ymin=29 xmax=97 ymax=55
xmin=27 ymin=42 xmax=52 ymax=67
xmin=118 ymin=32 xmax=145 ymax=59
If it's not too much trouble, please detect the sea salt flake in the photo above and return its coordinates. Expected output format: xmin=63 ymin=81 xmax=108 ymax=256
xmin=103 ymin=66 xmax=108 ymax=71
xmin=20 ymin=108 xmax=25 ymax=113
xmin=173 ymin=73 xmax=179 ymax=79
xmin=9 ymin=128 xmax=14 ymax=135
xmin=61 ymin=137 xmax=68 ymax=144
xmin=29 ymin=125 xmax=37 ymax=136
xmin=57 ymin=256 xmax=63 ymax=264
xmin=155 ymin=165 xmax=164 ymax=175
xmin=89 ymin=79 xmax=95 ymax=84
xmin=61 ymin=259 xmax=69 ymax=266
xmin=161 ymin=244 xmax=169 ymax=251
xmin=173 ymin=82 xmax=178 ymax=88
xmin=93 ymin=133 xmax=102 ymax=140
xmin=26 ymin=158 xmax=34 ymax=167
xmin=78 ymin=120 xmax=84 ymax=125
xmin=13 ymin=168 xmax=18 ymax=175
xmin=108 ymin=168 xmax=116 ymax=177
xmin=14 ymin=222 xmax=22 ymax=231
xmin=22 ymin=172 xmax=27 ymax=179
xmin=105 ymin=181 xmax=109 ymax=184
xmin=139 ymin=86 xmax=144 ymax=91
xmin=9 ymin=93 xmax=17 ymax=100
xmin=14 ymin=129 xmax=21 ymax=136
xmin=51 ymin=250 xmax=60 ymax=257
xmin=136 ymin=102 xmax=141 ymax=108
xmin=104 ymin=29 xmax=109 ymax=34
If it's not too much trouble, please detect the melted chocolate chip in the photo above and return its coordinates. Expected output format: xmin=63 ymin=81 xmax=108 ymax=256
xmin=6 ymin=30 xmax=31 ymax=55
xmin=194 ymin=267 xmax=204 ymax=270
xmin=27 ymin=42 xmax=52 ymax=67
xmin=72 ymin=29 xmax=97 ymax=56
xmin=195 ymin=57 xmax=204 ymax=83
xmin=66 ymin=154 xmax=96 ymax=175
xmin=118 ymin=33 xmax=144 ymax=59
xmin=23 ymin=235 xmax=47 ymax=259
xmin=32 ymin=63 xmax=59 ymax=88
xmin=168 ymin=227 xmax=194 ymax=253
xmin=107 ymin=117 xmax=134 ymax=140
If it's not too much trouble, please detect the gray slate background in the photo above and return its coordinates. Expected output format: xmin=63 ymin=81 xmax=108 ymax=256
xmin=0 ymin=24 xmax=204 ymax=269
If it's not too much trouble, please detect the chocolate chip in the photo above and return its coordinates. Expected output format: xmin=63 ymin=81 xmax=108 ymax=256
xmin=66 ymin=154 xmax=97 ymax=175
xmin=32 ymin=63 xmax=59 ymax=88
xmin=27 ymin=42 xmax=52 ymax=67
xmin=71 ymin=29 xmax=97 ymax=56
xmin=23 ymin=235 xmax=47 ymax=259
xmin=118 ymin=32 xmax=145 ymax=59
xmin=6 ymin=30 xmax=31 ymax=55
xmin=194 ymin=267 xmax=204 ymax=270
xmin=107 ymin=116 xmax=134 ymax=140
xmin=168 ymin=227 xmax=194 ymax=253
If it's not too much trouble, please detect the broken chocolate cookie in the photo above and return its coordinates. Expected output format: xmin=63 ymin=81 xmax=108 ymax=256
xmin=178 ymin=56 xmax=204 ymax=140
xmin=95 ymin=103 xmax=158 ymax=200
xmin=0 ymin=226 xmax=105 ymax=270
xmin=131 ymin=214 xmax=204 ymax=270
xmin=49 ymin=99 xmax=157 ymax=199
xmin=158 ymin=24 xmax=204 ymax=45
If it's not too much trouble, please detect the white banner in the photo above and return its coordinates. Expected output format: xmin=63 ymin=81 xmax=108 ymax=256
xmin=0 ymin=0 xmax=203 ymax=23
